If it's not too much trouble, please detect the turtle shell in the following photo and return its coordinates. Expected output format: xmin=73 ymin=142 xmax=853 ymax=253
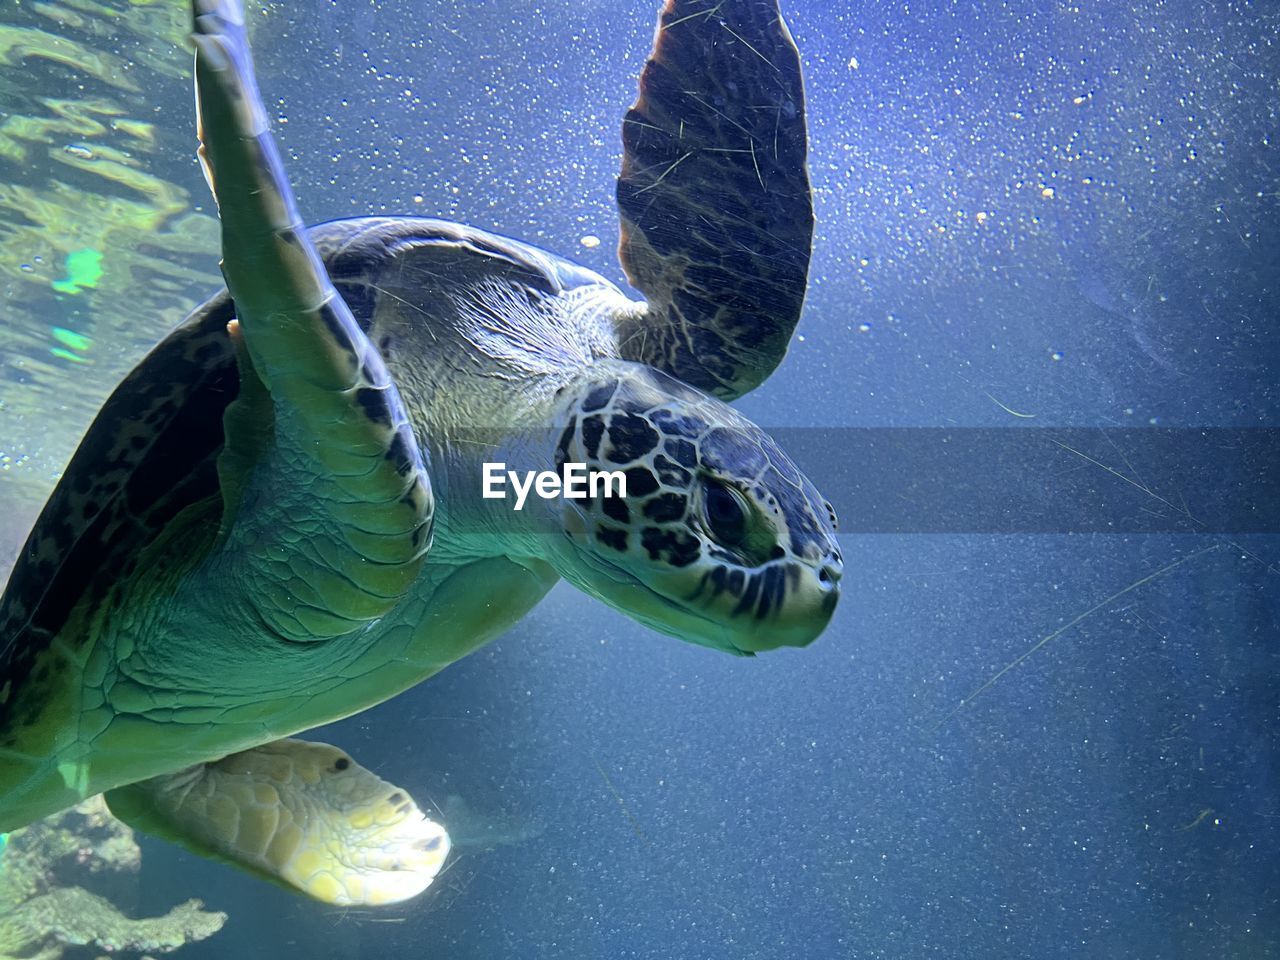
xmin=0 ymin=216 xmax=587 ymax=746
xmin=0 ymin=290 xmax=237 ymax=741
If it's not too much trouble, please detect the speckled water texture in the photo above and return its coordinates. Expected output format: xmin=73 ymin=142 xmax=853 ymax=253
xmin=0 ymin=1 xmax=1276 ymax=958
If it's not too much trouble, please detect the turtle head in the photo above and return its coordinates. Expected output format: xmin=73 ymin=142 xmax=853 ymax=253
xmin=546 ymin=363 xmax=841 ymax=655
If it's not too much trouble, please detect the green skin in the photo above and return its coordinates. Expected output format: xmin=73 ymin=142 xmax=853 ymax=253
xmin=0 ymin=0 xmax=841 ymax=859
xmin=1 ymin=239 xmax=840 ymax=828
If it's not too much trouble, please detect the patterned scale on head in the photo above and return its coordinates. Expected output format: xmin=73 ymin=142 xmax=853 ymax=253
xmin=549 ymin=362 xmax=841 ymax=656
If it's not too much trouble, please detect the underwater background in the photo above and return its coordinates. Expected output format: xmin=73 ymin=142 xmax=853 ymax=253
xmin=0 ymin=0 xmax=1277 ymax=958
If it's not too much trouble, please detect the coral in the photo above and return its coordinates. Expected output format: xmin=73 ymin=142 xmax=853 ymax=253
xmin=0 ymin=796 xmax=226 ymax=959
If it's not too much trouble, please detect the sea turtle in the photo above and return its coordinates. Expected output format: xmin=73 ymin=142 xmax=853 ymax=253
xmin=0 ymin=0 xmax=841 ymax=907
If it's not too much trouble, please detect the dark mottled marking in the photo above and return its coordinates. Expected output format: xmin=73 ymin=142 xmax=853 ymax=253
xmin=663 ymin=438 xmax=697 ymax=467
xmin=734 ymin=571 xmax=762 ymax=618
xmin=653 ymin=454 xmax=691 ymax=488
xmin=334 ymin=757 xmax=350 ymax=771
xmin=0 ymin=312 xmax=217 ymax=732
xmin=643 ymin=492 xmax=686 ymax=523
xmin=651 ymin=408 xmax=703 ymax=439
xmin=359 ymin=355 xmax=383 ymax=388
xmin=757 ymin=467 xmax=827 ymax=557
xmin=704 ymin=565 xmax=728 ymax=599
xmin=0 ymin=359 xmax=237 ymax=721
xmin=623 ymin=466 xmax=659 ymax=498
xmin=755 ymin=566 xmax=782 ymax=619
xmin=752 ymin=568 xmax=773 ymax=619
xmin=606 ymin=414 xmax=660 ymax=464
xmin=597 ymin=526 xmax=629 ymax=552
xmin=582 ymin=381 xmax=616 ymax=412
xmin=602 ymin=497 xmax=630 ymax=524
xmin=703 ymin=565 xmax=746 ymax=600
xmin=317 ymin=302 xmax=353 ymax=349
xmin=701 ymin=427 xmax=766 ymax=476
xmin=555 ymin=415 xmax=576 ymax=472
xmin=355 ymin=387 xmax=392 ymax=425
xmin=385 ymin=427 xmax=415 ymax=476
xmin=617 ymin=0 xmax=816 ymax=403
xmin=581 ymin=416 xmax=604 ymax=459
xmin=734 ymin=565 xmax=789 ymax=620
xmin=640 ymin=527 xmax=700 ymax=567
xmin=333 ymin=280 xmax=378 ymax=326
xmin=727 ymin=568 xmax=746 ymax=596
xmin=143 ymin=398 xmax=178 ymax=426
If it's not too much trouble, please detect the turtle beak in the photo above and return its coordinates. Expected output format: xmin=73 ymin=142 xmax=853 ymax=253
xmin=727 ymin=556 xmax=841 ymax=653
xmin=643 ymin=551 xmax=841 ymax=655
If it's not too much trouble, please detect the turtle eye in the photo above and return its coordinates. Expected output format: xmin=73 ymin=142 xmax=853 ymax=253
xmin=703 ymin=481 xmax=749 ymax=546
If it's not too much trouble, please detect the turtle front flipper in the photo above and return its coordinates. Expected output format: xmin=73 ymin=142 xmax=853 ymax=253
xmin=105 ymin=739 xmax=450 ymax=906
xmin=613 ymin=0 xmax=813 ymax=401
xmin=189 ymin=0 xmax=432 ymax=640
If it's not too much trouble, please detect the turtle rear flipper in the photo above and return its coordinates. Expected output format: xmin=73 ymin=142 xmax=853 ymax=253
xmin=105 ymin=739 xmax=450 ymax=906
xmin=613 ymin=0 xmax=813 ymax=401
xmin=191 ymin=0 xmax=433 ymax=640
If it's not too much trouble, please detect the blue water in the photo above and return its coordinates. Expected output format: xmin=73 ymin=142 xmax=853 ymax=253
xmin=2 ymin=1 xmax=1277 ymax=958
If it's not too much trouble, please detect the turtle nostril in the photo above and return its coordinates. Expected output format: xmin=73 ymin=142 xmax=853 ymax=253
xmin=818 ymin=562 xmax=842 ymax=587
